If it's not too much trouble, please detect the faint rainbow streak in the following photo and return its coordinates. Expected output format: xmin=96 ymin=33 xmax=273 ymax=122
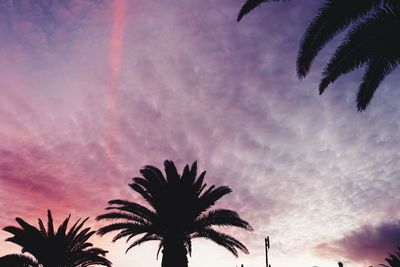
xmin=106 ymin=0 xmax=126 ymax=162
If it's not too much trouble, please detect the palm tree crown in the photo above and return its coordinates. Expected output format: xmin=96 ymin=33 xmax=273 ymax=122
xmin=1 ymin=210 xmax=111 ymax=267
xmin=238 ymin=0 xmax=400 ymax=111
xmin=97 ymin=160 xmax=253 ymax=267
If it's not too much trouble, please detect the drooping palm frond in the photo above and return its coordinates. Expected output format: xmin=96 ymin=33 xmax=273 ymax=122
xmin=237 ymin=0 xmax=400 ymax=111
xmin=237 ymin=0 xmax=285 ymax=22
xmin=98 ymin=160 xmax=252 ymax=267
xmin=192 ymin=228 xmax=249 ymax=257
xmin=193 ymin=209 xmax=253 ymax=230
xmin=297 ymin=0 xmax=384 ymax=78
xmin=3 ymin=210 xmax=111 ymax=267
xmin=319 ymin=8 xmax=400 ymax=110
xmin=381 ymin=247 xmax=400 ymax=267
xmin=125 ymin=233 xmax=162 ymax=253
xmin=357 ymin=56 xmax=399 ymax=111
xmin=196 ymin=185 xmax=232 ymax=215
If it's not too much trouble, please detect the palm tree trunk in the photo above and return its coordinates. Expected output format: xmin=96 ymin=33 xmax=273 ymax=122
xmin=161 ymin=239 xmax=188 ymax=267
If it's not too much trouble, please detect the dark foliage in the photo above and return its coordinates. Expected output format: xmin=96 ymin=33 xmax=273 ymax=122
xmin=97 ymin=160 xmax=252 ymax=267
xmin=237 ymin=0 xmax=400 ymax=111
xmin=237 ymin=0 xmax=285 ymax=22
xmin=381 ymin=247 xmax=400 ymax=267
xmin=2 ymin=210 xmax=111 ymax=267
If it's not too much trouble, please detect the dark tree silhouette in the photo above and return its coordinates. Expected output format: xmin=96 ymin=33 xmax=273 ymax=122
xmin=381 ymin=247 xmax=400 ymax=267
xmin=97 ymin=160 xmax=253 ymax=267
xmin=0 ymin=254 xmax=39 ymax=267
xmin=237 ymin=0 xmax=400 ymax=111
xmin=2 ymin=210 xmax=111 ymax=267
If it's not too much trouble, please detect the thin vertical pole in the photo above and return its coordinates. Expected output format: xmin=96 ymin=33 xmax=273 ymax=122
xmin=265 ymin=237 xmax=270 ymax=267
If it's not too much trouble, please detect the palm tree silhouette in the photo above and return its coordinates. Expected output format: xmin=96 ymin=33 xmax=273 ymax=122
xmin=382 ymin=247 xmax=400 ymax=267
xmin=1 ymin=210 xmax=111 ymax=267
xmin=97 ymin=160 xmax=253 ymax=267
xmin=237 ymin=0 xmax=400 ymax=111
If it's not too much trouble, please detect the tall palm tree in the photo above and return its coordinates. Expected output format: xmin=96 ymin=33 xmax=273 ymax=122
xmin=381 ymin=247 xmax=400 ymax=267
xmin=97 ymin=160 xmax=253 ymax=267
xmin=2 ymin=210 xmax=111 ymax=267
xmin=237 ymin=0 xmax=400 ymax=111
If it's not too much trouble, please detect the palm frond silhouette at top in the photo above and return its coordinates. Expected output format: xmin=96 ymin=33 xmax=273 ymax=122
xmin=237 ymin=0 xmax=400 ymax=111
xmin=97 ymin=160 xmax=253 ymax=267
xmin=237 ymin=0 xmax=284 ymax=22
xmin=1 ymin=210 xmax=111 ymax=267
xmin=381 ymin=247 xmax=400 ymax=267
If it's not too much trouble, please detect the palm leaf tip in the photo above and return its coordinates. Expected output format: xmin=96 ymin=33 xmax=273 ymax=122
xmin=296 ymin=57 xmax=309 ymax=79
xmin=237 ymin=0 xmax=267 ymax=22
xmin=237 ymin=0 xmax=286 ymax=22
xmin=319 ymin=77 xmax=331 ymax=94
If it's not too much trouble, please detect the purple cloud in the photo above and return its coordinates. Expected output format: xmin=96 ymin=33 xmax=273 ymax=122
xmin=315 ymin=222 xmax=400 ymax=265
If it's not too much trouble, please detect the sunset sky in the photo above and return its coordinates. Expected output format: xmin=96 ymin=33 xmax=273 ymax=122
xmin=1 ymin=1 xmax=400 ymax=267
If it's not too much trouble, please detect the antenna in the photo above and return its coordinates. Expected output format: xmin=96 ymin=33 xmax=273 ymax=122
xmin=265 ymin=237 xmax=270 ymax=267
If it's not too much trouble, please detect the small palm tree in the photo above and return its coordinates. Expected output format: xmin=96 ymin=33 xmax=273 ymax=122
xmin=2 ymin=210 xmax=111 ymax=267
xmin=238 ymin=0 xmax=400 ymax=111
xmin=97 ymin=160 xmax=253 ymax=267
xmin=381 ymin=247 xmax=400 ymax=267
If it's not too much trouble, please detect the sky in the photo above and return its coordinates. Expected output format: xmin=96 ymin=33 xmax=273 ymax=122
xmin=0 ymin=1 xmax=400 ymax=267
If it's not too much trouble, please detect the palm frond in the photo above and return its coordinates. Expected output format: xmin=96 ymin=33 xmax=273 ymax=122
xmin=297 ymin=0 xmax=383 ymax=78
xmin=56 ymin=214 xmax=71 ymax=238
xmin=66 ymin=217 xmax=89 ymax=246
xmin=73 ymin=253 xmax=112 ymax=267
xmin=194 ymin=209 xmax=253 ymax=231
xmin=96 ymin=211 xmax=147 ymax=224
xmin=139 ymin=167 xmax=165 ymax=192
xmin=97 ymin=222 xmax=148 ymax=237
xmin=142 ymin=165 xmax=167 ymax=186
xmin=125 ymin=233 xmax=161 ymax=253
xmin=192 ymin=171 xmax=206 ymax=196
xmin=111 ymin=225 xmax=154 ymax=243
xmin=70 ymin=227 xmax=96 ymax=251
xmin=105 ymin=199 xmax=157 ymax=222
xmin=380 ymin=247 xmax=400 ymax=267
xmin=197 ymin=186 xmax=232 ymax=214
xmin=38 ymin=218 xmax=47 ymax=237
xmin=193 ymin=228 xmax=249 ymax=257
xmin=47 ymin=210 xmax=55 ymax=237
xmin=357 ymin=57 xmax=399 ymax=111
xmin=164 ymin=160 xmax=180 ymax=183
xmin=129 ymin=182 xmax=157 ymax=209
xmin=319 ymin=8 xmax=400 ymax=94
xmin=237 ymin=0 xmax=284 ymax=22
